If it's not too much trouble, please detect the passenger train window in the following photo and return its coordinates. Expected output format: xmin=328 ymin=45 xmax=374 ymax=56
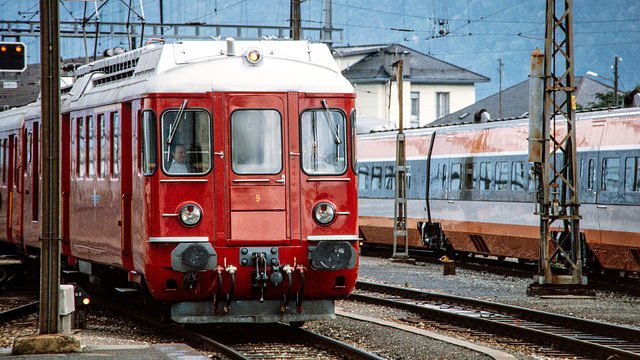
xmin=479 ymin=162 xmax=491 ymax=190
xmin=511 ymin=161 xmax=525 ymax=191
xmin=406 ymin=166 xmax=411 ymax=189
xmin=371 ymin=166 xmax=382 ymax=189
xmin=0 ymin=140 xmax=4 ymax=185
xmin=301 ymin=108 xmax=347 ymax=175
xmin=357 ymin=165 xmax=370 ymax=190
xmin=230 ymin=109 xmax=280 ymax=175
xmin=111 ymin=113 xmax=120 ymax=179
xmin=140 ymin=110 xmax=158 ymax=176
xmin=625 ymin=157 xmax=640 ymax=192
xmin=587 ymin=159 xmax=595 ymax=190
xmin=495 ymin=161 xmax=509 ymax=190
xmin=441 ymin=164 xmax=448 ymax=189
xmin=451 ymin=163 xmax=461 ymax=190
xmin=601 ymin=158 xmax=620 ymax=192
xmin=464 ymin=163 xmax=475 ymax=190
xmin=87 ymin=116 xmax=95 ymax=178
xmin=98 ymin=114 xmax=107 ymax=179
xmin=528 ymin=163 xmax=537 ymax=191
xmin=162 ymin=108 xmax=212 ymax=175
xmin=77 ymin=118 xmax=85 ymax=178
xmin=385 ymin=166 xmax=394 ymax=190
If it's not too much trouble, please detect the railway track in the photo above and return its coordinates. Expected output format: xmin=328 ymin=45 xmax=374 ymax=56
xmin=353 ymin=281 xmax=640 ymax=360
xmin=94 ymin=295 xmax=384 ymax=360
xmin=0 ymin=301 xmax=38 ymax=323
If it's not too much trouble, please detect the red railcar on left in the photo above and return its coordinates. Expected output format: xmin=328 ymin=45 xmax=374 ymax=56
xmin=0 ymin=39 xmax=359 ymax=324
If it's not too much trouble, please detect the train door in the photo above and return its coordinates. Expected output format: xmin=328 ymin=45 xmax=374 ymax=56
xmin=6 ymin=135 xmax=16 ymax=243
xmin=120 ymin=102 xmax=134 ymax=270
xmin=223 ymin=93 xmax=293 ymax=246
xmin=22 ymin=121 xmax=39 ymax=245
xmin=12 ymin=132 xmax=24 ymax=246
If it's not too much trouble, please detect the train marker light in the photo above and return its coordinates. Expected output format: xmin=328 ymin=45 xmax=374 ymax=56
xmin=245 ymin=48 xmax=263 ymax=65
xmin=0 ymin=42 xmax=27 ymax=72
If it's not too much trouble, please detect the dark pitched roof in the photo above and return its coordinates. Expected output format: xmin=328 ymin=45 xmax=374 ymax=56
xmin=428 ymin=76 xmax=621 ymax=126
xmin=333 ymin=44 xmax=489 ymax=85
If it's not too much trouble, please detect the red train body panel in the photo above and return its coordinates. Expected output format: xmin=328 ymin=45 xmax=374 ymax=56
xmin=0 ymin=40 xmax=359 ymax=323
xmin=357 ymin=108 xmax=640 ymax=275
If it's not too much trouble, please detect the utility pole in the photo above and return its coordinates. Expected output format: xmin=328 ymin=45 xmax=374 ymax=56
xmin=290 ymin=0 xmax=303 ymax=40
xmin=528 ymin=0 xmax=588 ymax=296
xmin=323 ymin=0 xmax=332 ymax=46
xmin=614 ymin=55 xmax=620 ymax=106
xmin=498 ymin=58 xmax=503 ymax=119
xmin=392 ymin=59 xmax=411 ymax=262
xmin=39 ymin=0 xmax=62 ymax=335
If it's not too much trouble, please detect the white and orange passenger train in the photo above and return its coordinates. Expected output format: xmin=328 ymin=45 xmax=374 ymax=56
xmin=358 ymin=107 xmax=640 ymax=276
xmin=0 ymin=39 xmax=359 ymax=323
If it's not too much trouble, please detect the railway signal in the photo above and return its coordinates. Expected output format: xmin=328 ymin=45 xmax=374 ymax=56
xmin=0 ymin=42 xmax=26 ymax=72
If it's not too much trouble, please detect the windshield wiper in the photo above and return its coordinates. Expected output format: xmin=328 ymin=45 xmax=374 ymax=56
xmin=166 ymin=99 xmax=188 ymax=162
xmin=321 ymin=99 xmax=342 ymax=145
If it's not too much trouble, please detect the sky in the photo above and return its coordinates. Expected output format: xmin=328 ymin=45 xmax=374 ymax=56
xmin=2 ymin=0 xmax=639 ymax=101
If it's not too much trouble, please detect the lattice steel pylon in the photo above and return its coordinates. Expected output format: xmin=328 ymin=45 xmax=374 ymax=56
xmin=529 ymin=0 xmax=585 ymax=290
xmin=392 ymin=59 xmax=410 ymax=260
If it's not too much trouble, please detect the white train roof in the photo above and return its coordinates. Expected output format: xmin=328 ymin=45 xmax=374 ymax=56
xmin=67 ymin=39 xmax=353 ymax=110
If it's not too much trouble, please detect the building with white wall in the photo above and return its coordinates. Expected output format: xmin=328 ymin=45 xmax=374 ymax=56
xmin=332 ymin=44 xmax=489 ymax=130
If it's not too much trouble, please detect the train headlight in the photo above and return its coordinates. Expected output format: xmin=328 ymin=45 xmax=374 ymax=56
xmin=244 ymin=48 xmax=263 ymax=65
xmin=179 ymin=204 xmax=202 ymax=227
xmin=313 ymin=202 xmax=336 ymax=226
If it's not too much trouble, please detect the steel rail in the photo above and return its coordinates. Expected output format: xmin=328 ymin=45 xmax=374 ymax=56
xmin=354 ymin=281 xmax=640 ymax=360
xmin=288 ymin=325 xmax=386 ymax=360
xmin=0 ymin=301 xmax=39 ymax=323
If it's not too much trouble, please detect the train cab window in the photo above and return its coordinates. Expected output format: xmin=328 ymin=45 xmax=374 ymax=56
xmin=601 ymin=158 xmax=620 ymax=192
xmin=464 ymin=163 xmax=476 ymax=190
xmin=357 ymin=165 xmax=370 ymax=190
xmin=511 ymin=161 xmax=525 ymax=191
xmin=625 ymin=157 xmax=640 ymax=192
xmin=301 ymin=108 xmax=347 ymax=175
xmin=351 ymin=109 xmax=357 ymax=174
xmin=371 ymin=166 xmax=382 ymax=189
xmin=162 ymin=108 xmax=212 ymax=175
xmin=111 ymin=113 xmax=120 ymax=179
xmin=231 ymin=109 xmax=281 ymax=175
xmin=384 ymin=166 xmax=394 ymax=190
xmin=451 ymin=163 xmax=461 ymax=190
xmin=495 ymin=161 xmax=509 ymax=190
xmin=77 ymin=118 xmax=85 ymax=178
xmin=140 ymin=110 xmax=158 ymax=175
xmin=479 ymin=162 xmax=491 ymax=190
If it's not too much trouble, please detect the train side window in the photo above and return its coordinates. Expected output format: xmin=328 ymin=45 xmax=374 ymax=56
xmin=587 ymin=159 xmax=595 ymax=190
xmin=111 ymin=113 xmax=120 ymax=179
xmin=495 ymin=161 xmax=509 ymax=190
xmin=230 ymin=109 xmax=279 ymax=175
xmin=350 ymin=109 xmax=357 ymax=174
xmin=625 ymin=157 xmax=640 ymax=192
xmin=1 ymin=139 xmax=5 ymax=186
xmin=384 ymin=166 xmax=394 ymax=190
xmin=357 ymin=165 xmax=370 ymax=190
xmin=301 ymin=108 xmax=347 ymax=175
xmin=98 ymin=114 xmax=107 ymax=179
xmin=140 ymin=110 xmax=158 ymax=176
xmin=601 ymin=158 xmax=620 ymax=192
xmin=451 ymin=163 xmax=461 ymax=190
xmin=479 ymin=162 xmax=491 ymax=190
xmin=87 ymin=116 xmax=95 ymax=178
xmin=441 ymin=164 xmax=448 ymax=189
xmin=528 ymin=163 xmax=537 ymax=191
xmin=371 ymin=166 xmax=382 ymax=189
xmin=77 ymin=117 xmax=85 ymax=178
xmin=464 ymin=162 xmax=475 ymax=190
xmin=406 ymin=165 xmax=411 ymax=189
xmin=511 ymin=161 xmax=525 ymax=191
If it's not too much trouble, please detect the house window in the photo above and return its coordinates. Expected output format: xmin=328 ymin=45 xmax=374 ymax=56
xmin=436 ymin=92 xmax=450 ymax=119
xmin=410 ymin=91 xmax=419 ymax=127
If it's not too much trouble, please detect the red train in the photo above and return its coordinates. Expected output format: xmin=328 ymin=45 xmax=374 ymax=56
xmin=357 ymin=107 xmax=640 ymax=277
xmin=0 ymin=39 xmax=359 ymax=323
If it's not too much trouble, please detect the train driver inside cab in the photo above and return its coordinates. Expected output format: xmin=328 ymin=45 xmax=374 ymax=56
xmin=168 ymin=144 xmax=195 ymax=173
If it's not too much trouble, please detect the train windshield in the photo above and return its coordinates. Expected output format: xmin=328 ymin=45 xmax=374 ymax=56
xmin=161 ymin=109 xmax=212 ymax=175
xmin=300 ymin=108 xmax=347 ymax=175
xmin=230 ymin=109 xmax=283 ymax=175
